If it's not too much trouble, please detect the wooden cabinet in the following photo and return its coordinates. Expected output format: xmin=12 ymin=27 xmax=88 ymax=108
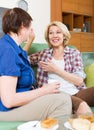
xmin=69 ymin=32 xmax=81 ymax=51
xmin=69 ymin=32 xmax=94 ymax=52
xmin=51 ymin=0 xmax=62 ymax=21
xmin=78 ymin=0 xmax=94 ymax=15
xmin=62 ymin=13 xmax=93 ymax=33
xmin=62 ymin=0 xmax=78 ymax=13
xmin=80 ymin=33 xmax=94 ymax=52
xmin=61 ymin=0 xmax=94 ymax=33
xmin=62 ymin=0 xmax=94 ymax=15
xmin=51 ymin=0 xmax=94 ymax=52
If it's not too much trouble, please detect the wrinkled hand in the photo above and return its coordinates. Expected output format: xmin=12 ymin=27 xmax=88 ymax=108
xmin=39 ymin=59 xmax=58 ymax=73
xmin=43 ymin=82 xmax=60 ymax=94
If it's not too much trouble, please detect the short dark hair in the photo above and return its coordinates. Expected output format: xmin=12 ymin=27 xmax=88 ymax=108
xmin=2 ymin=7 xmax=33 ymax=34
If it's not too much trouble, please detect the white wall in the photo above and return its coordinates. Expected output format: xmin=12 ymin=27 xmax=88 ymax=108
xmin=0 ymin=0 xmax=50 ymax=43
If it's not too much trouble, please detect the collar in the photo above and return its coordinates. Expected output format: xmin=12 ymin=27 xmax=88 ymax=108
xmin=64 ymin=46 xmax=70 ymax=53
xmin=3 ymin=34 xmax=22 ymax=55
xmin=64 ymin=46 xmax=70 ymax=56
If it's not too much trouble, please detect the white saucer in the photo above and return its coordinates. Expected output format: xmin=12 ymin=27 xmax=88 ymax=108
xmin=17 ymin=120 xmax=59 ymax=130
xmin=64 ymin=121 xmax=73 ymax=130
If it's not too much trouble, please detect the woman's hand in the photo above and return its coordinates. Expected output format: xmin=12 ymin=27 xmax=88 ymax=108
xmin=42 ymin=82 xmax=60 ymax=94
xmin=39 ymin=59 xmax=58 ymax=73
xmin=23 ymin=29 xmax=35 ymax=52
xmin=39 ymin=59 xmax=83 ymax=87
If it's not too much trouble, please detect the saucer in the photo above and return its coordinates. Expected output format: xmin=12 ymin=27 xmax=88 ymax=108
xmin=17 ymin=120 xmax=59 ymax=130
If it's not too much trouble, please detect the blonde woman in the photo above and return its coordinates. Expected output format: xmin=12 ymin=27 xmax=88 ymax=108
xmin=26 ymin=21 xmax=94 ymax=114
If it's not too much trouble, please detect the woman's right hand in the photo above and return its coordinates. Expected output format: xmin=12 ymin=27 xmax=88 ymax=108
xmin=42 ymin=82 xmax=60 ymax=94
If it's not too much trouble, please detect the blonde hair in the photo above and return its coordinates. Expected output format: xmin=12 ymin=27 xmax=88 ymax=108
xmin=45 ymin=21 xmax=71 ymax=48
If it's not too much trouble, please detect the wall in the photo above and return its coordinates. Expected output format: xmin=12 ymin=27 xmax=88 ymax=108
xmin=0 ymin=0 xmax=50 ymax=43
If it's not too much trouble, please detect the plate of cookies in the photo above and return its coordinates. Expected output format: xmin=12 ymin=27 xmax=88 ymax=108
xmin=64 ymin=113 xmax=94 ymax=130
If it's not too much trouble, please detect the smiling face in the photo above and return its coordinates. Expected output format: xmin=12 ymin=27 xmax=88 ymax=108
xmin=45 ymin=21 xmax=71 ymax=48
xmin=48 ymin=25 xmax=65 ymax=48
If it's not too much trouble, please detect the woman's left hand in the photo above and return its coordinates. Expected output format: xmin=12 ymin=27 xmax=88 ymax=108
xmin=39 ymin=59 xmax=57 ymax=73
xmin=23 ymin=29 xmax=35 ymax=52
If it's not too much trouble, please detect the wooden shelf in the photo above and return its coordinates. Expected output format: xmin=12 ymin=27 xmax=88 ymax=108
xmin=50 ymin=0 xmax=94 ymax=52
xmin=62 ymin=12 xmax=93 ymax=33
xmin=62 ymin=13 xmax=73 ymax=30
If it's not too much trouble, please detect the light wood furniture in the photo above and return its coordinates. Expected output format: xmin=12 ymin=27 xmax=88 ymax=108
xmin=50 ymin=0 xmax=94 ymax=52
xmin=69 ymin=32 xmax=94 ymax=52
